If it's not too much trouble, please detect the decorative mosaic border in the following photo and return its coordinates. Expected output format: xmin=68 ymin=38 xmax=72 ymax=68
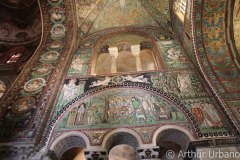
xmin=191 ymin=0 xmax=240 ymax=135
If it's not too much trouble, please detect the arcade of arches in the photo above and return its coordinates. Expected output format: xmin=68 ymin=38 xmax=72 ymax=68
xmin=0 ymin=0 xmax=240 ymax=160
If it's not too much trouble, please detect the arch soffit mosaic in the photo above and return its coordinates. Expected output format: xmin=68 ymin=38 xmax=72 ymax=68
xmin=0 ymin=0 xmax=77 ymax=147
xmin=49 ymin=131 xmax=91 ymax=150
xmin=101 ymin=128 xmax=143 ymax=149
xmin=49 ymin=134 xmax=88 ymax=159
xmin=152 ymin=125 xmax=195 ymax=146
xmin=191 ymin=0 xmax=240 ymax=134
xmin=48 ymin=125 xmax=195 ymax=153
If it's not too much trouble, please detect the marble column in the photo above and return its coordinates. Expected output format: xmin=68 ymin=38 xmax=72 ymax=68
xmin=137 ymin=146 xmax=159 ymax=159
xmin=131 ymin=45 xmax=142 ymax=71
xmin=108 ymin=47 xmax=119 ymax=73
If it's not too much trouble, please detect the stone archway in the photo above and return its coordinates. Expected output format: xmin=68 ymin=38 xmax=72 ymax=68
xmin=49 ymin=135 xmax=87 ymax=159
xmin=104 ymin=131 xmax=140 ymax=153
xmin=60 ymin=147 xmax=85 ymax=160
xmin=103 ymin=131 xmax=140 ymax=160
xmin=155 ymin=128 xmax=192 ymax=160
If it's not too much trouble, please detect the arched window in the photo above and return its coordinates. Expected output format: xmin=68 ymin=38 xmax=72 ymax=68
xmin=179 ymin=0 xmax=187 ymax=15
xmin=174 ymin=0 xmax=187 ymax=22
xmin=93 ymin=34 xmax=158 ymax=75
xmin=6 ymin=52 xmax=22 ymax=64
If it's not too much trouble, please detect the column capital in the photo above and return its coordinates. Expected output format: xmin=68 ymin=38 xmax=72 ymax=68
xmin=137 ymin=146 xmax=159 ymax=159
xmin=84 ymin=150 xmax=108 ymax=160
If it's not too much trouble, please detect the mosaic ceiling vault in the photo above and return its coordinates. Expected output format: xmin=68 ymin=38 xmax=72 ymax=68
xmin=76 ymin=0 xmax=171 ymax=38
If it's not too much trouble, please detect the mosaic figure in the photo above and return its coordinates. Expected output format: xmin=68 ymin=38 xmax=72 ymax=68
xmin=177 ymin=73 xmax=192 ymax=93
xmin=32 ymin=64 xmax=53 ymax=76
xmin=90 ymin=77 xmax=111 ymax=87
xmin=191 ymin=104 xmax=204 ymax=125
xmin=67 ymin=48 xmax=92 ymax=77
xmin=51 ymin=24 xmax=65 ymax=38
xmin=49 ymin=40 xmax=63 ymax=49
xmin=58 ymin=89 xmax=186 ymax=130
xmin=62 ymin=79 xmax=80 ymax=101
xmin=167 ymin=47 xmax=181 ymax=61
xmin=124 ymin=75 xmax=150 ymax=84
xmin=24 ymin=78 xmax=45 ymax=92
xmin=12 ymin=97 xmax=35 ymax=114
xmin=70 ymin=56 xmax=83 ymax=72
xmin=158 ymin=40 xmax=189 ymax=68
xmin=51 ymin=7 xmax=64 ymax=22
xmin=41 ymin=51 xmax=59 ymax=62
xmin=75 ymin=103 xmax=86 ymax=125
xmin=86 ymin=104 xmax=96 ymax=125
xmin=191 ymin=103 xmax=223 ymax=127
xmin=142 ymin=95 xmax=155 ymax=116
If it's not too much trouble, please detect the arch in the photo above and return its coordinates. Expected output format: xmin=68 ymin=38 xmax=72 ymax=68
xmin=102 ymin=128 xmax=142 ymax=152
xmin=153 ymin=125 xmax=194 ymax=151
xmin=85 ymin=27 xmax=172 ymax=75
xmin=46 ymin=84 xmax=199 ymax=147
xmin=192 ymin=0 xmax=240 ymax=135
xmin=49 ymin=132 xmax=90 ymax=159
